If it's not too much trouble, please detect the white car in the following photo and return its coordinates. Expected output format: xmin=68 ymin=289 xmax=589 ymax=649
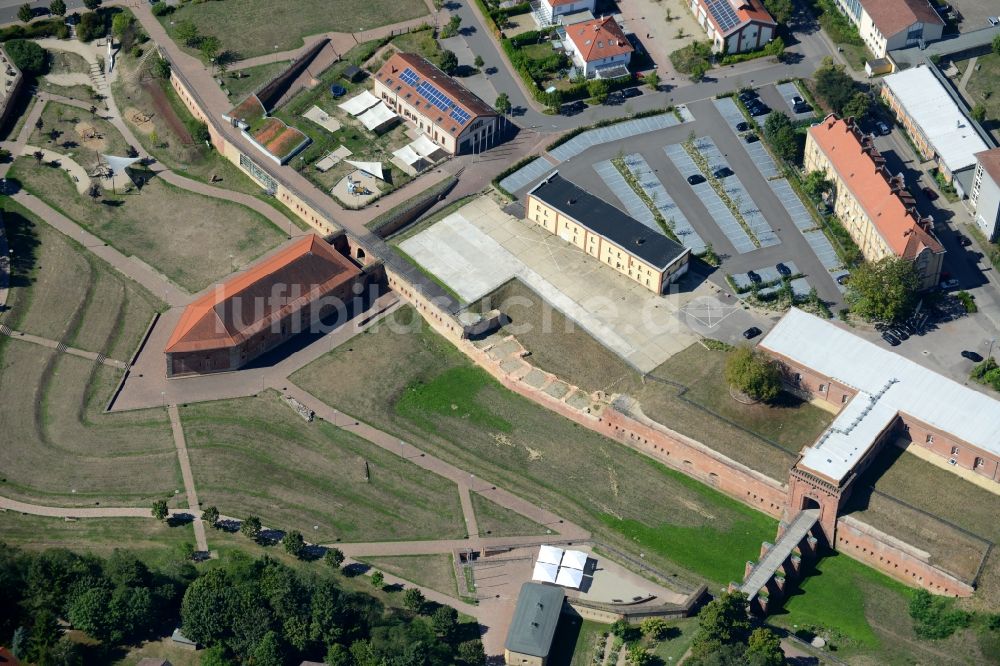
xmin=939 ymin=279 xmax=960 ymax=290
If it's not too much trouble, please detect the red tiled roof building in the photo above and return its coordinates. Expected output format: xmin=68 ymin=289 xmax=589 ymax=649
xmin=564 ymin=16 xmax=634 ymax=78
xmin=373 ymin=53 xmax=499 ymax=155
xmin=165 ymin=235 xmax=366 ymax=377
xmin=688 ymin=0 xmax=776 ymax=53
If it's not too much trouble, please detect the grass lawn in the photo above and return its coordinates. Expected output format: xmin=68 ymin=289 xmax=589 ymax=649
xmin=291 ymin=306 xmax=777 ymax=588
xmin=10 ymin=157 xmax=287 ymax=292
xmin=471 ymin=491 xmax=554 ymax=538
xmin=180 ymin=391 xmax=467 ymax=544
xmin=222 ymin=60 xmax=291 ymax=100
xmin=158 ymin=0 xmax=430 ymax=59
xmin=646 ymin=617 xmax=698 ymax=662
xmin=31 ymin=101 xmax=130 ymax=168
xmin=472 ymin=280 xmax=829 ymax=480
xmin=358 ymin=554 xmax=461 ymax=600
xmin=963 ymin=52 xmax=1000 ymax=131
xmin=547 ymin=617 xmax=607 ymax=666
xmin=38 ymin=51 xmax=96 ymax=105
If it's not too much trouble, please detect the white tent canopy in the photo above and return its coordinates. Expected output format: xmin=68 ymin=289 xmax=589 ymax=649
xmin=532 ymin=561 xmax=559 ymax=584
xmin=537 ymin=545 xmax=564 ymax=566
xmin=392 ymin=145 xmax=430 ymax=174
xmin=411 ymin=134 xmax=447 ymax=160
xmin=357 ymin=102 xmax=398 ymax=133
xmin=555 ymin=566 xmax=584 ymax=589
xmin=344 ymin=159 xmax=385 ymax=181
xmin=338 ymin=90 xmax=380 ymax=116
xmin=561 ymin=550 xmax=588 ymax=571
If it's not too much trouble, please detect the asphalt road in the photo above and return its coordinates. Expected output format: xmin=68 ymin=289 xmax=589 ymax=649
xmin=0 ymin=0 xmax=89 ymax=25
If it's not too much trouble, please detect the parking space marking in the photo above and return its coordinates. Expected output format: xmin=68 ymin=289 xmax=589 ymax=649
xmin=548 ymin=113 xmax=683 ymax=163
xmin=664 ymin=143 xmax=756 ymax=254
xmin=499 ymin=156 xmax=554 ymax=195
xmin=802 ymin=229 xmax=841 ymax=273
xmin=593 ymin=160 xmax=660 ymax=231
xmin=768 ymin=179 xmax=814 ymax=231
xmin=622 ymin=153 xmax=707 ymax=254
xmin=713 ymin=97 xmax=746 ymax=132
xmin=775 ymin=82 xmax=815 ymax=123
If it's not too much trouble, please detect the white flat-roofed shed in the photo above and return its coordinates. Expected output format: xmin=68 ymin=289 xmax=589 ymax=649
xmin=759 ymin=308 xmax=1000 ymax=485
xmin=882 ymin=66 xmax=989 ymax=179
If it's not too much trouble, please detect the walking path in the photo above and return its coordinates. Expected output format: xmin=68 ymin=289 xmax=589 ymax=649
xmin=168 ymin=404 xmax=209 ymax=553
xmin=0 ymin=325 xmax=126 ymax=368
xmin=20 ymin=144 xmax=91 ymax=194
xmin=958 ymin=56 xmax=978 ymax=95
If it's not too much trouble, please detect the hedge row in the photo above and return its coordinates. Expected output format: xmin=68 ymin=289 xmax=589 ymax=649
xmin=0 ymin=18 xmax=69 ymax=42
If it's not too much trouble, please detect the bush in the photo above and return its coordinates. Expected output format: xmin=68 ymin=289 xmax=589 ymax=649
xmin=5 ymin=39 xmax=47 ymax=75
xmin=77 ymin=11 xmax=106 ymax=42
xmin=956 ymin=290 xmax=977 ymax=313
xmin=670 ymin=41 xmax=712 ymax=81
xmin=724 ymin=346 xmax=782 ymax=402
xmin=908 ymin=589 xmax=972 ymax=639
xmin=150 ymin=1 xmax=172 ymax=16
xmin=189 ymin=121 xmax=210 ymax=143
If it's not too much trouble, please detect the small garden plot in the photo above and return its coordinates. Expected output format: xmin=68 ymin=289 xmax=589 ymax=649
xmin=30 ymin=102 xmax=131 ymax=169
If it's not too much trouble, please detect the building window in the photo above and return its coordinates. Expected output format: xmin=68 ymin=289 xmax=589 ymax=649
xmin=818 ymin=383 xmax=827 ymax=392
xmin=793 ymin=373 xmax=801 ymax=383
xmin=951 ymin=446 xmax=959 ymax=455
xmin=975 ymin=457 xmax=985 ymax=468
xmin=842 ymin=394 xmax=849 ymax=403
xmin=926 ymin=434 xmax=934 ymax=444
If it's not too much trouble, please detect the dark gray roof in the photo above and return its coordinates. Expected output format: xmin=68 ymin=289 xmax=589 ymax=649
xmin=505 ymin=583 xmax=565 ymax=657
xmin=527 ymin=173 xmax=689 ymax=270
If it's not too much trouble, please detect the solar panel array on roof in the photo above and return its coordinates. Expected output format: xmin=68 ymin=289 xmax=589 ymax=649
xmin=707 ymin=0 xmax=741 ymax=31
xmin=399 ymin=67 xmax=419 ymax=85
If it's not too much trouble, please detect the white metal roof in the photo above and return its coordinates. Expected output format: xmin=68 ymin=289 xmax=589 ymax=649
xmin=882 ymin=66 xmax=988 ymax=175
xmin=555 ymin=566 xmax=584 ymax=589
xmin=338 ymin=89 xmax=380 ymax=116
xmin=532 ymin=561 xmax=559 ymax=583
xmin=537 ymin=545 xmax=564 ymax=566
xmin=561 ymin=549 xmax=588 ymax=570
xmin=357 ymin=102 xmax=398 ymax=132
xmin=760 ymin=308 xmax=1000 ymax=483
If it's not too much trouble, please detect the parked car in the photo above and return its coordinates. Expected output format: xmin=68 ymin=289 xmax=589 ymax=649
xmin=744 ymin=133 xmax=759 ymax=143
xmin=747 ymin=270 xmax=762 ymax=284
xmin=890 ymin=327 xmax=909 ymax=341
xmin=958 ymin=234 xmax=972 ymax=247
xmin=939 ymin=278 xmax=960 ymax=290
xmin=749 ymin=104 xmax=770 ymax=117
xmin=687 ymin=174 xmax=706 ymax=185
xmin=881 ymin=332 xmax=901 ymax=346
xmin=743 ymin=326 xmax=762 ymax=339
xmin=921 ymin=186 xmax=939 ymax=201
xmin=793 ymin=102 xmax=812 ymax=114
xmin=622 ymin=87 xmax=642 ymax=99
xmin=792 ymin=95 xmax=804 ymax=105
xmin=713 ymin=166 xmax=733 ymax=179
xmin=776 ymin=263 xmax=791 ymax=277
xmin=876 ymin=121 xmax=890 ymax=135
xmin=739 ymin=90 xmax=759 ymax=103
xmin=560 ymin=100 xmax=586 ymax=116
xmin=962 ymin=350 xmax=984 ymax=362
xmin=736 ymin=121 xmax=751 ymax=132
xmin=604 ymin=91 xmax=625 ymax=105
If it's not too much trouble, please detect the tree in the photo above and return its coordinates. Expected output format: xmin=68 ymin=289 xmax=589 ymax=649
xmin=283 ymin=530 xmax=306 ymax=558
xmin=180 ymin=569 xmax=232 ymax=646
xmin=370 ymin=570 xmax=384 ymax=589
xmin=725 ymin=347 xmax=782 ymax=402
xmin=764 ymin=111 xmax=798 ymax=162
xmin=745 ymin=627 xmax=784 ymax=666
xmin=325 ymin=643 xmax=351 ymax=666
xmin=843 ymin=92 xmax=871 ymax=121
xmin=646 ymin=71 xmax=660 ymax=91
xmin=438 ymin=49 xmax=458 ymax=75
xmin=199 ymin=35 xmax=221 ymax=64
xmin=587 ymin=77 xmax=610 ymax=103
xmin=11 ymin=626 xmax=27 ymax=659
xmin=474 ymin=54 xmax=484 ymax=68
xmin=431 ymin=605 xmax=457 ymax=637
xmin=31 ymin=150 xmax=44 ymax=165
xmin=111 ymin=12 xmax=134 ymax=39
xmin=441 ymin=14 xmax=462 ymax=38
xmin=324 ymin=547 xmax=345 ymax=570
xmin=77 ymin=12 xmax=105 ymax=42
xmin=403 ymin=587 xmax=425 ymax=612
xmin=175 ymin=19 xmax=199 ymax=47
xmin=83 ymin=0 xmax=100 ymax=8
xmin=49 ymin=0 xmax=66 ymax=16
xmin=845 ymin=256 xmax=920 ymax=323
xmin=457 ymin=639 xmax=486 ymax=664
xmin=763 ymin=0 xmax=793 ymax=23
xmin=87 ymin=181 xmax=102 ymax=202
xmin=151 ymin=2 xmax=173 ymax=17
xmin=241 ymin=515 xmax=262 ymax=541
xmin=802 ymin=170 xmax=833 ymax=200
xmin=17 ymin=3 xmax=31 ymax=23
xmin=202 ymin=505 xmax=219 ymax=528
xmin=640 ymin=617 xmax=671 ymax=639
xmin=971 ymin=103 xmax=987 ymax=123
xmin=200 ymin=645 xmax=234 ymax=666
xmin=151 ymin=56 xmax=171 ymax=79
xmin=494 ymin=92 xmax=511 ymax=114
xmin=28 ymin=609 xmax=61 ymax=663
xmin=251 ymin=630 xmax=283 ymax=666
xmin=670 ymin=41 xmax=712 ymax=81
xmin=191 ymin=121 xmax=210 ymax=143
xmin=151 ymin=499 xmax=169 ymax=520
xmin=690 ymin=591 xmax=751 ymax=659
xmin=813 ymin=58 xmax=855 ymax=114
xmin=49 ymin=638 xmax=84 ymax=666
xmin=7 ymin=40 xmax=48 ymax=75
xmin=627 ymin=644 xmax=654 ymax=666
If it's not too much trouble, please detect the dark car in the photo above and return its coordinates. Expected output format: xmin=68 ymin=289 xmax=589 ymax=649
xmin=744 ymin=133 xmax=759 ymax=143
xmin=776 ymin=263 xmax=791 ymax=277
xmin=560 ymin=100 xmax=586 ymax=116
xmin=739 ymin=90 xmax=758 ymax=103
xmin=604 ymin=91 xmax=625 ymax=106
xmin=743 ymin=326 xmax=762 ymax=340
xmin=687 ymin=174 xmax=706 ymax=185
xmin=793 ymin=102 xmax=812 ymax=114
xmin=921 ymin=186 xmax=939 ymax=201
xmin=890 ymin=327 xmax=909 ymax=341
xmin=958 ymin=234 xmax=972 ymax=247
xmin=713 ymin=166 xmax=733 ymax=179
xmin=747 ymin=270 xmax=762 ymax=284
xmin=622 ymin=87 xmax=642 ymax=99
xmin=962 ymin=350 xmax=984 ymax=362
xmin=882 ymin=332 xmax=901 ymax=346
xmin=736 ymin=121 xmax=750 ymax=132
xmin=749 ymin=104 xmax=770 ymax=117
xmin=836 ymin=273 xmax=849 ymax=285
